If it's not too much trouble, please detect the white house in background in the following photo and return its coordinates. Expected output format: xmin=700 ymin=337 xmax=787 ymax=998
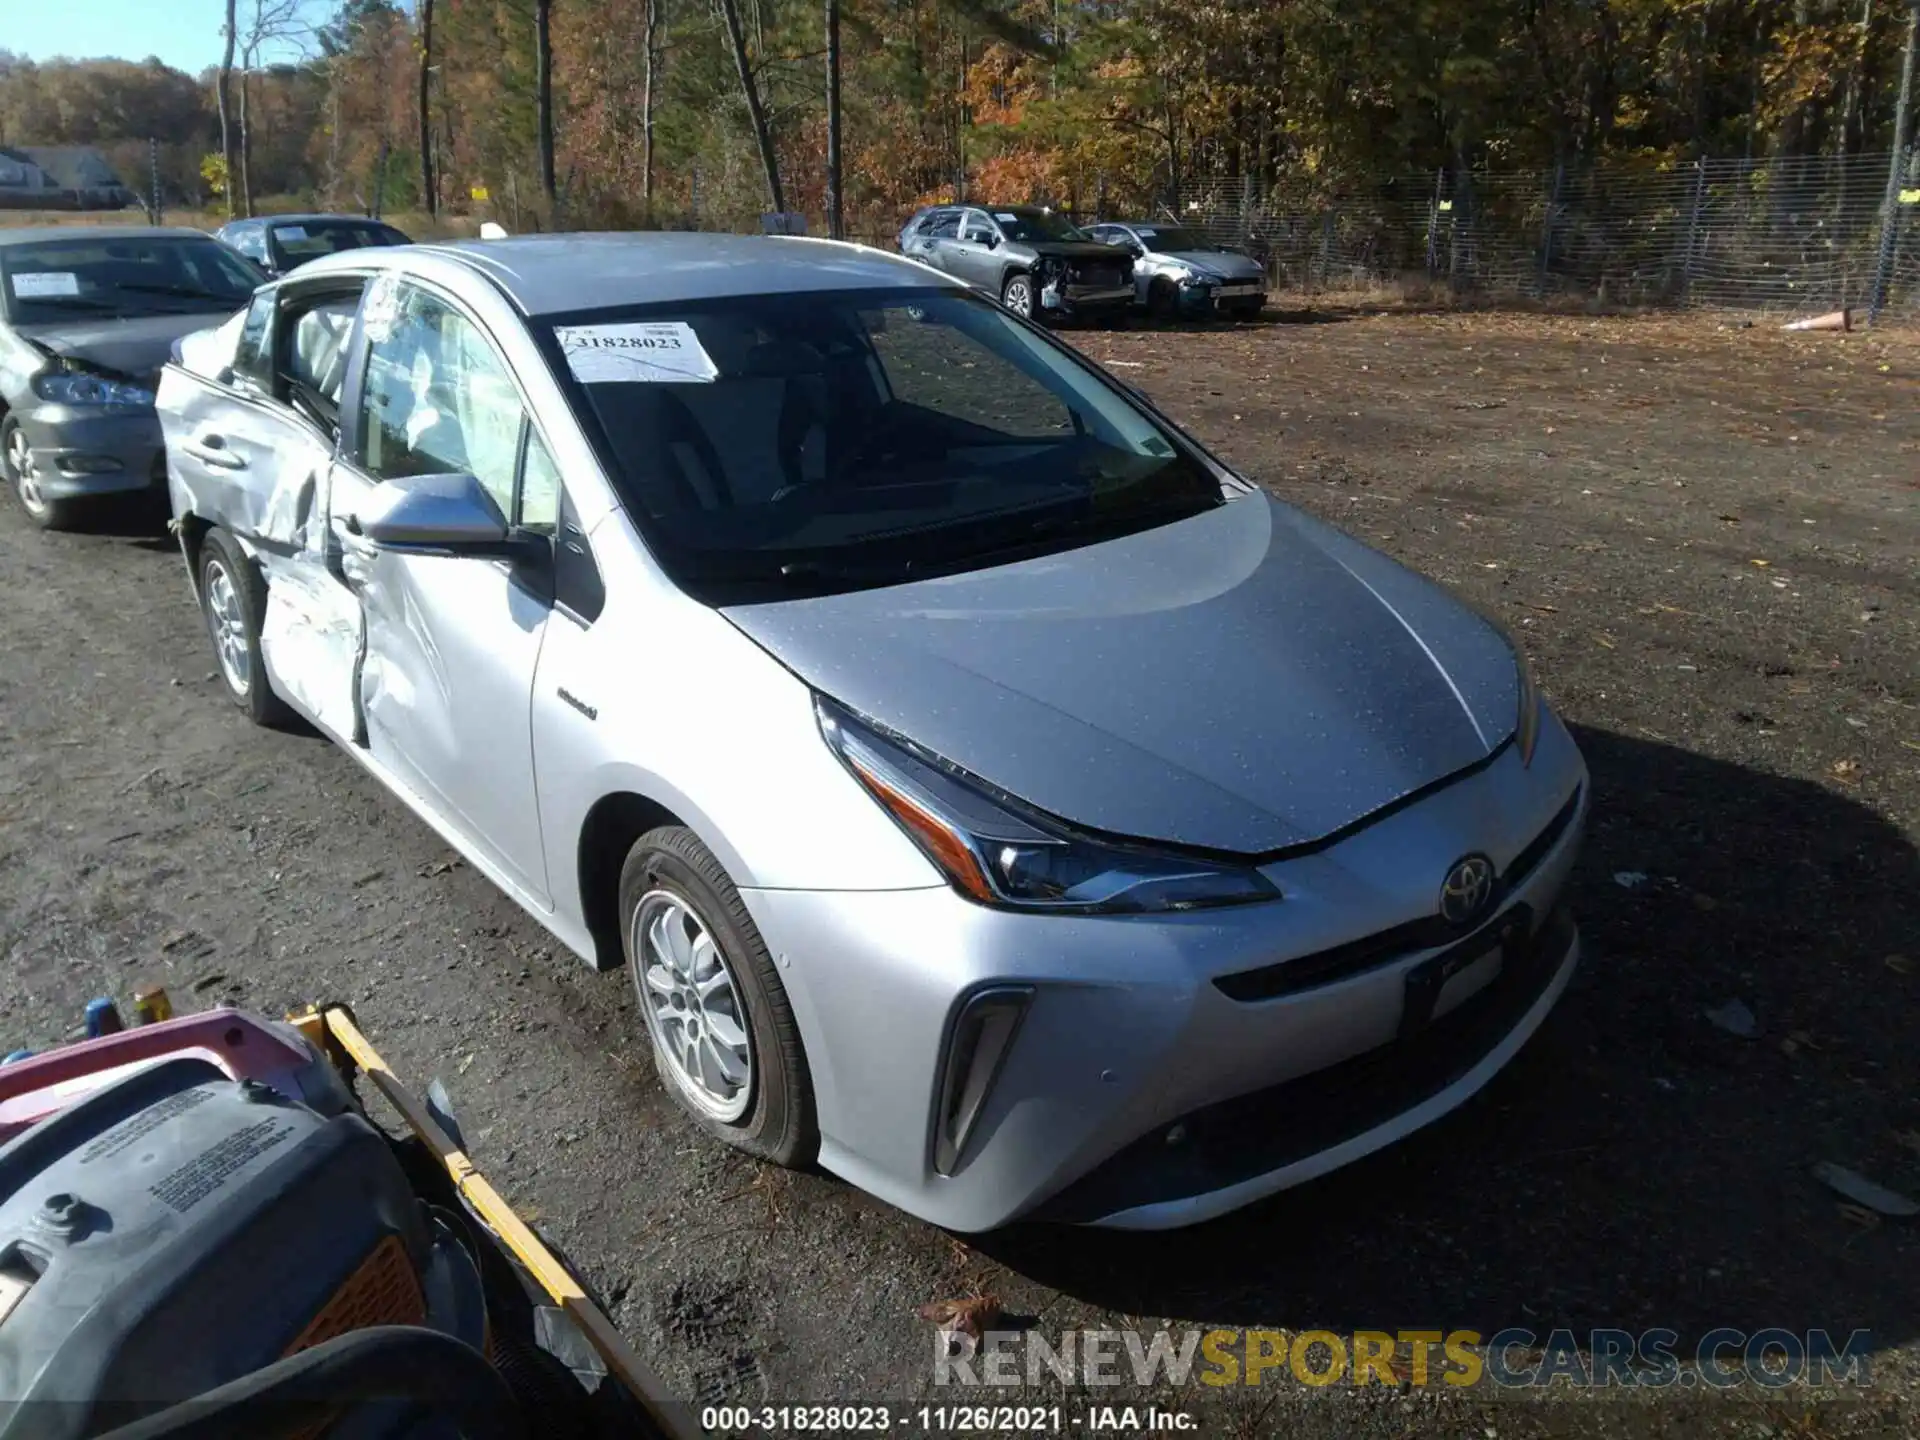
xmin=0 ymin=146 xmax=139 ymax=210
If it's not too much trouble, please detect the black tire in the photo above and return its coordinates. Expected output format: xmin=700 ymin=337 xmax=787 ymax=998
xmin=619 ymin=826 xmax=816 ymax=1168
xmin=2 ymin=414 xmax=86 ymax=532
xmin=1001 ymin=270 xmax=1035 ymax=321
xmin=1146 ymin=279 xmax=1178 ymax=321
xmin=198 ymin=526 xmax=294 ymax=727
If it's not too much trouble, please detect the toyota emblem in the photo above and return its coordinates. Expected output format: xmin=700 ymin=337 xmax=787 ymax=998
xmin=1439 ymin=855 xmax=1496 ymax=927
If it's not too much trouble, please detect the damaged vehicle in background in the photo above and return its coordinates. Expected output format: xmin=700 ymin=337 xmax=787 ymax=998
xmin=1085 ymin=221 xmax=1268 ymax=320
xmin=0 ymin=226 xmax=262 ymax=530
xmin=898 ymin=204 xmax=1134 ymax=325
xmin=159 ymin=232 xmax=1587 ymax=1234
xmin=215 ymin=212 xmax=413 ymax=278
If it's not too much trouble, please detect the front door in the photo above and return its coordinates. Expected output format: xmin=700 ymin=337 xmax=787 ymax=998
xmin=331 ymin=277 xmax=556 ymax=904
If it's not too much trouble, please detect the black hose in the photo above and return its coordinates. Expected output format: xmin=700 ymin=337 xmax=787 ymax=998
xmin=90 ymin=1325 xmax=530 ymax=1440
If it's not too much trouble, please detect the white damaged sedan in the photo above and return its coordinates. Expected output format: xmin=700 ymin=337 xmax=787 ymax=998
xmin=159 ymin=234 xmax=1587 ymax=1232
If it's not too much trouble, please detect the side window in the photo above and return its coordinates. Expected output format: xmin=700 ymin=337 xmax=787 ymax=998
xmin=231 ymin=289 xmax=275 ymax=390
xmin=277 ymin=287 xmax=364 ymax=438
xmin=357 ymin=285 xmax=525 ymax=520
xmin=960 ymin=211 xmax=995 ymax=244
xmin=240 ymin=228 xmax=269 ymax=264
xmin=925 ymin=210 xmax=961 ymax=240
xmin=517 ymin=427 xmax=562 ymax=533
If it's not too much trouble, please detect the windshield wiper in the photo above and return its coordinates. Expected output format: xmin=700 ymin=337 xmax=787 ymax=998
xmin=114 ymin=282 xmax=244 ymax=303
xmin=18 ymin=295 xmax=119 ymax=312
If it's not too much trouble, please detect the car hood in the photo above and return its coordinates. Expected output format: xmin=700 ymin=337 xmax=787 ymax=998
xmin=16 ymin=312 xmax=232 ymax=388
xmin=722 ymin=494 xmax=1522 ymax=854
xmin=1158 ymin=249 xmax=1264 ymax=281
xmin=1014 ymin=241 xmax=1133 ymax=265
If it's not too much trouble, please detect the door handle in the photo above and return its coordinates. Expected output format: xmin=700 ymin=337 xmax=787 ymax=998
xmin=184 ymin=434 xmax=247 ymax=470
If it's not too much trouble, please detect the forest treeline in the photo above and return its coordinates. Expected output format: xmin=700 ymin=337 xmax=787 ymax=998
xmin=2 ymin=0 xmax=1916 ymax=235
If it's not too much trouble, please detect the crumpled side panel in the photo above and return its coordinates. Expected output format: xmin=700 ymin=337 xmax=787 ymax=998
xmin=257 ymin=550 xmax=361 ymax=737
xmin=156 ymin=366 xmax=328 ymax=553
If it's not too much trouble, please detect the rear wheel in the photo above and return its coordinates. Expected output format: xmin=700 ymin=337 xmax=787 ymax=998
xmin=1146 ymin=279 xmax=1179 ymax=320
xmin=199 ymin=526 xmax=293 ymax=727
xmin=1001 ymin=271 xmax=1035 ymax=320
xmin=620 ymin=826 xmax=816 ymax=1167
xmin=2 ymin=415 xmax=84 ymax=531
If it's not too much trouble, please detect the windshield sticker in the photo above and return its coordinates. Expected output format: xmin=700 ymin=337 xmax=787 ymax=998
xmin=277 ymin=225 xmax=309 ymax=242
xmin=554 ymin=321 xmax=719 ymax=384
xmin=1136 ymin=228 xmax=1157 ymax=239
xmin=11 ymin=271 xmax=79 ymax=299
xmin=993 ymin=212 xmax=1019 ymax=222
xmin=361 ymin=273 xmax=401 ymax=342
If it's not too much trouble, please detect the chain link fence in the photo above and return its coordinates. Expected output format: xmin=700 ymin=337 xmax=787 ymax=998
xmin=1157 ymin=152 xmax=1920 ymax=319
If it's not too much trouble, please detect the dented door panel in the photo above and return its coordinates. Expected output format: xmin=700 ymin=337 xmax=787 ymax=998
xmin=159 ymin=362 xmax=362 ymax=733
xmin=351 ymin=537 xmax=553 ymax=903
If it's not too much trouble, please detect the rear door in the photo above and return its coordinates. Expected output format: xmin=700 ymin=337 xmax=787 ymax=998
xmin=163 ymin=275 xmax=368 ymax=734
xmin=328 ymin=275 xmax=554 ymax=902
xmin=950 ymin=209 xmax=1003 ymax=289
xmin=915 ymin=208 xmax=965 ymax=278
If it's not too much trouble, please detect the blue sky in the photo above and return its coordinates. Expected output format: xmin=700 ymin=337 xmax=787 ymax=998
xmin=7 ymin=0 xmax=329 ymax=76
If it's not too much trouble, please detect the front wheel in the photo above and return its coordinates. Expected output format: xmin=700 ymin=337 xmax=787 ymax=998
xmin=620 ymin=826 xmax=816 ymax=1167
xmin=1001 ymin=271 xmax=1035 ymax=320
xmin=2 ymin=415 xmax=84 ymax=531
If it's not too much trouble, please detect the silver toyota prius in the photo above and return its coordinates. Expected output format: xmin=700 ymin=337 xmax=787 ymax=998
xmin=158 ymin=233 xmax=1588 ymax=1233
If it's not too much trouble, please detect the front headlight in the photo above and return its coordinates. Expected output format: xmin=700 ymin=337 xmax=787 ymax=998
xmin=31 ymin=370 xmax=156 ymax=408
xmin=1515 ymin=650 xmax=1541 ymax=767
xmin=817 ymin=696 xmax=1280 ymax=914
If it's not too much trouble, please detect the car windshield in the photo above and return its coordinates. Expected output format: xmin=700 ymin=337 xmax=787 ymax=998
xmin=1134 ymin=226 xmax=1209 ymax=252
xmin=992 ymin=210 xmax=1087 ymax=243
xmin=0 ymin=236 xmax=261 ymax=324
xmin=541 ymin=287 xmax=1229 ymax=604
xmin=269 ymin=220 xmax=408 ymax=268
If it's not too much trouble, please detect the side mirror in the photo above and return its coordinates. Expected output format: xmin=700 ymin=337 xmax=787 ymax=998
xmin=351 ymin=470 xmax=515 ymax=554
xmin=981 ymin=234 xmax=999 ymax=249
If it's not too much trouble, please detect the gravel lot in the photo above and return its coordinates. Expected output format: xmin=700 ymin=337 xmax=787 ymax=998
xmin=1 ymin=308 xmax=1915 ymax=1438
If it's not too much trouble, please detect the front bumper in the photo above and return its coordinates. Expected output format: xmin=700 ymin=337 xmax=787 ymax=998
xmin=1176 ymin=280 xmax=1266 ymax=316
xmin=1041 ymin=281 xmax=1135 ymax=320
xmin=741 ymin=713 xmax=1589 ymax=1233
xmin=15 ymin=403 xmax=167 ymax=499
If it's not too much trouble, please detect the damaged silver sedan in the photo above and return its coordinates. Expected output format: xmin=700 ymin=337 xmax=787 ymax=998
xmin=159 ymin=234 xmax=1587 ymax=1233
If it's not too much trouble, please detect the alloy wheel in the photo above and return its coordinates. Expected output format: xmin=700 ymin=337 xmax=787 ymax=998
xmin=203 ymin=560 xmax=252 ymax=696
xmin=632 ymin=889 xmax=754 ymax=1122
xmin=1004 ymin=275 xmax=1033 ymax=317
xmin=7 ymin=426 xmax=46 ymax=518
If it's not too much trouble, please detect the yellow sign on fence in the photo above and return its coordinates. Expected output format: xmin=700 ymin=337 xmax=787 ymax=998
xmin=470 ymin=185 xmax=491 ymax=202
xmin=1899 ymin=187 xmax=1920 ymax=206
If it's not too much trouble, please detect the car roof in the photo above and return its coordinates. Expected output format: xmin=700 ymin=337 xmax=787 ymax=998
xmin=0 ymin=225 xmax=212 ymax=247
xmin=261 ymin=213 xmax=400 ymax=227
xmin=312 ymin=232 xmax=963 ymax=317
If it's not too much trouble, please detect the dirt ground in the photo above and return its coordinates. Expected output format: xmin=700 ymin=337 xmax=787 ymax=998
xmin=1 ymin=308 xmax=1916 ymax=1439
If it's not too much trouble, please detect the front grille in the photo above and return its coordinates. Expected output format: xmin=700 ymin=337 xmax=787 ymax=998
xmin=1212 ymin=784 xmax=1582 ymax=1004
xmin=1034 ymin=905 xmax=1576 ymax=1223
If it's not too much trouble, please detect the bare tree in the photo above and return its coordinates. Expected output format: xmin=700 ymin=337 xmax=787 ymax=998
xmin=826 ymin=0 xmax=843 ymax=238
xmin=218 ymin=0 xmax=237 ymax=219
xmin=237 ymin=0 xmax=308 ymax=217
xmin=642 ymin=0 xmax=660 ymax=222
xmin=535 ymin=0 xmax=557 ymax=214
xmin=716 ymin=0 xmax=784 ymax=213
xmin=418 ymin=0 xmax=435 ymax=216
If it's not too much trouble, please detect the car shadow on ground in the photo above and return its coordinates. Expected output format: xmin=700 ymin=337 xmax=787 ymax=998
xmin=977 ymin=726 xmax=1920 ymax=1354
